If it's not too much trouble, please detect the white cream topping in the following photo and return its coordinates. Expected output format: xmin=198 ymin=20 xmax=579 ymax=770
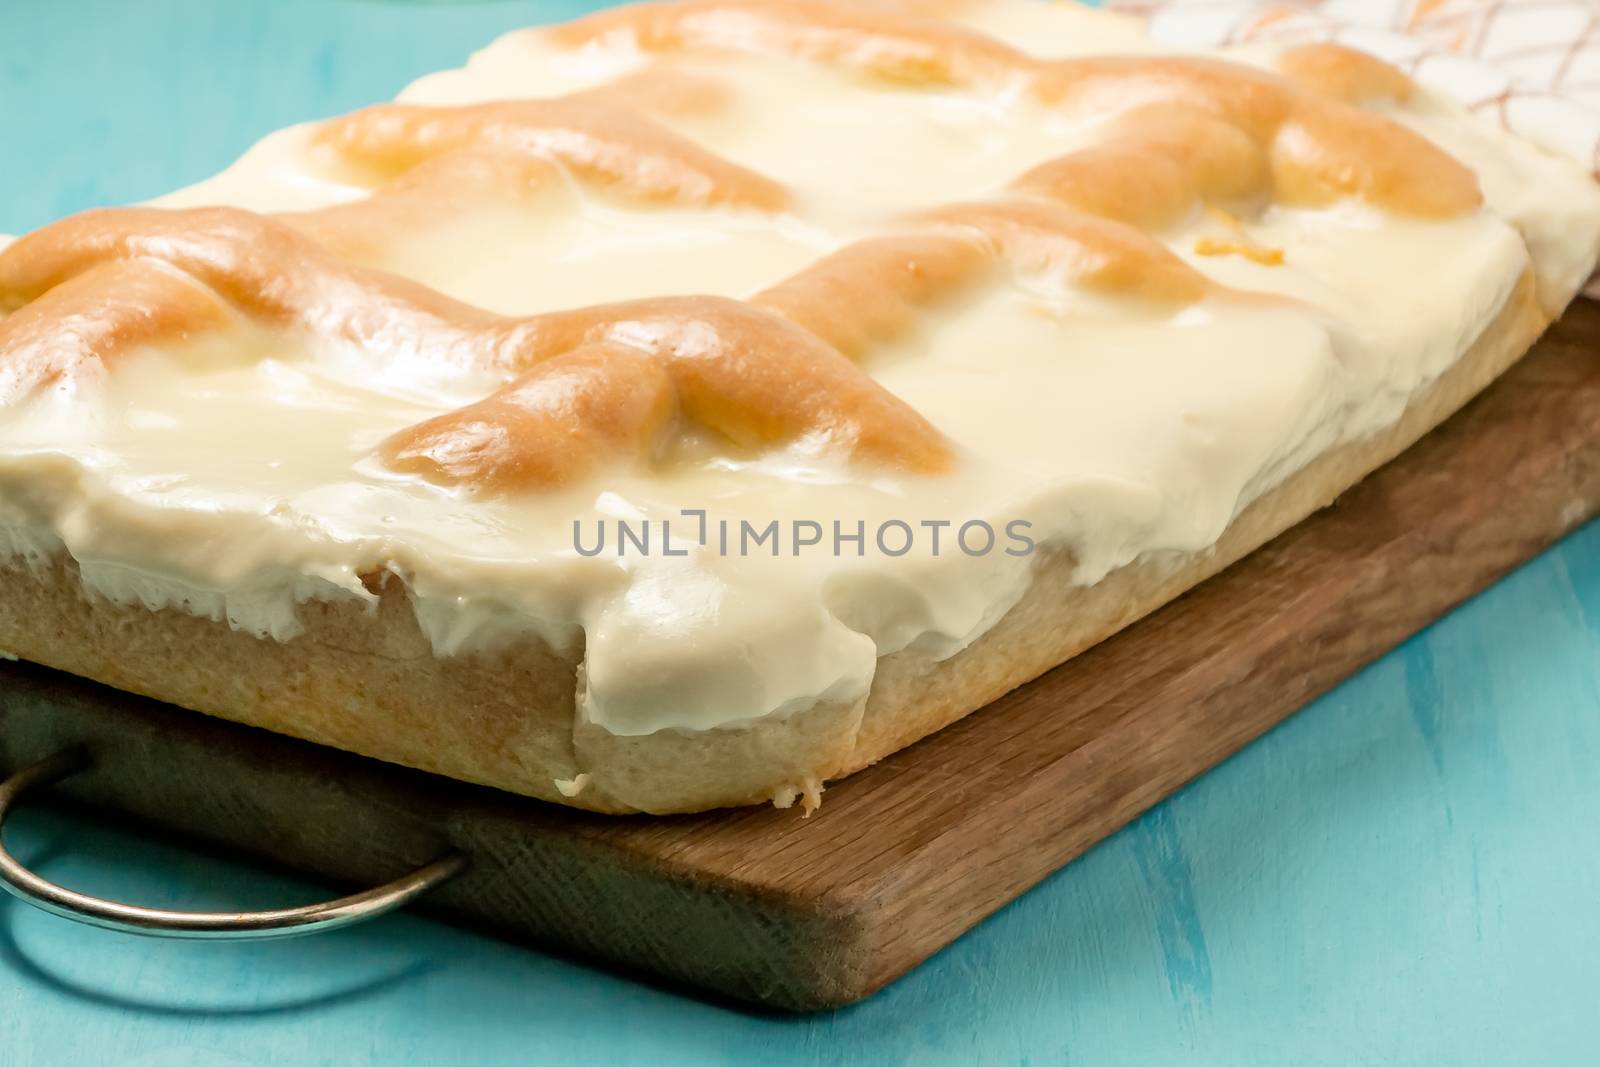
xmin=2 ymin=1 xmax=1599 ymax=738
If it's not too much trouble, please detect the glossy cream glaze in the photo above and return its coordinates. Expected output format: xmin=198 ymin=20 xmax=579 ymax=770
xmin=1 ymin=1 xmax=1597 ymax=738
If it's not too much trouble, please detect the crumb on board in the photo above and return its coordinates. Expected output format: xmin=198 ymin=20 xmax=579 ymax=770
xmin=771 ymin=777 xmax=825 ymax=817
xmin=554 ymin=772 xmax=591 ymax=798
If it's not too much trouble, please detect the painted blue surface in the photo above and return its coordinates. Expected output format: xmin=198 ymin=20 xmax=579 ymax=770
xmin=2 ymin=3 xmax=1599 ymax=1063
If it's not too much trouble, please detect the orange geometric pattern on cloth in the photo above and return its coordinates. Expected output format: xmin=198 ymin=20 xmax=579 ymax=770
xmin=0 ymin=0 xmax=1495 ymax=493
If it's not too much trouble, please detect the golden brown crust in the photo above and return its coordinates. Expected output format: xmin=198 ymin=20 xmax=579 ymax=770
xmin=1277 ymin=43 xmax=1414 ymax=106
xmin=915 ymin=200 xmax=1216 ymax=303
xmin=0 ymin=270 xmax=1548 ymax=813
xmin=545 ymin=0 xmax=1028 ymax=87
xmin=751 ymin=199 xmax=1216 ymax=363
xmin=380 ymin=343 xmax=679 ymax=491
xmin=1011 ymin=104 xmax=1271 ymax=230
xmin=0 ymin=258 xmax=236 ymax=402
xmin=310 ymin=98 xmax=791 ymax=212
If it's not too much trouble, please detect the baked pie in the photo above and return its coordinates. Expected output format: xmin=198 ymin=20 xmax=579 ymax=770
xmin=1 ymin=0 xmax=1597 ymax=813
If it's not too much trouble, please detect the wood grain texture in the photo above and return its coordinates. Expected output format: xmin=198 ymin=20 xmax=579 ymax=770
xmin=3 ymin=299 xmax=1596 ymax=1011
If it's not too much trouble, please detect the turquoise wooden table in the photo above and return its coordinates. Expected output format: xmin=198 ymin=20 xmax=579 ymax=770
xmin=3 ymin=2 xmax=1599 ymax=1063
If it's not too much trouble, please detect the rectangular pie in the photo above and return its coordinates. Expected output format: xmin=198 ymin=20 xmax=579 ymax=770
xmin=2 ymin=0 xmax=1597 ymax=814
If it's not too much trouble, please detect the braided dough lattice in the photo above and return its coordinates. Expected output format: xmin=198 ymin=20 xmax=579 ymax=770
xmin=0 ymin=0 xmax=1474 ymax=494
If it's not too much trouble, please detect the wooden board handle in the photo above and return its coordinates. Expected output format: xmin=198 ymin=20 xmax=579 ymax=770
xmin=0 ymin=747 xmax=466 ymax=940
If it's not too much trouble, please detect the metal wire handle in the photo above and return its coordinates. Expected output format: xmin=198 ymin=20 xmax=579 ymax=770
xmin=0 ymin=748 xmax=465 ymax=940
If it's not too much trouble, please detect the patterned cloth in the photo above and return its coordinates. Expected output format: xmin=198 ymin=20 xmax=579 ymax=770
xmin=1105 ymin=0 xmax=1600 ymax=177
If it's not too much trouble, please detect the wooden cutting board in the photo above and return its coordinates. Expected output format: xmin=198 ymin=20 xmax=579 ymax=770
xmin=2 ymin=302 xmax=1598 ymax=1012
